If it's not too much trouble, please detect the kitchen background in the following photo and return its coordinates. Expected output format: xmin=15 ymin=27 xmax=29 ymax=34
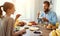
xmin=0 ymin=0 xmax=60 ymax=23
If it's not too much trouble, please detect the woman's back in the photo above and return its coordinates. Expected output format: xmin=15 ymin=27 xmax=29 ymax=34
xmin=3 ymin=16 xmax=15 ymax=36
xmin=0 ymin=17 xmax=6 ymax=36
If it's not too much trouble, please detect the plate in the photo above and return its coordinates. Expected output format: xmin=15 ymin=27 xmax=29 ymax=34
xmin=29 ymin=27 xmax=39 ymax=31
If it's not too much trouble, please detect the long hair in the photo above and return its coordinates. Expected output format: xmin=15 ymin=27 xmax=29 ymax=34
xmin=0 ymin=6 xmax=2 ymax=18
xmin=3 ymin=2 xmax=14 ymax=12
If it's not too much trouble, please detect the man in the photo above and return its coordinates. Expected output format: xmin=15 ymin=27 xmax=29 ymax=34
xmin=38 ymin=1 xmax=57 ymax=25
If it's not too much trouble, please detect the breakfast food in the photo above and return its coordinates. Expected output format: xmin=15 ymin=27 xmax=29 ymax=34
xmin=52 ymin=26 xmax=56 ymax=30
xmin=44 ymin=24 xmax=48 ymax=28
xmin=46 ymin=24 xmax=57 ymax=30
xmin=28 ymin=21 xmax=37 ymax=26
xmin=47 ymin=25 xmax=52 ymax=29
xmin=58 ymin=25 xmax=60 ymax=30
xmin=25 ymin=27 xmax=29 ymax=29
xmin=28 ymin=23 xmax=32 ymax=26
xmin=49 ymin=24 xmax=53 ymax=27
xmin=51 ymin=30 xmax=57 ymax=36
xmin=56 ymin=22 xmax=59 ymax=28
xmin=30 ymin=27 xmax=35 ymax=31
xmin=50 ymin=29 xmax=60 ymax=36
xmin=47 ymin=24 xmax=52 ymax=29
xmin=56 ymin=29 xmax=60 ymax=36
xmin=14 ymin=20 xmax=19 ymax=28
xmin=34 ymin=31 xmax=41 ymax=34
xmin=29 ymin=27 xmax=39 ymax=31
xmin=17 ymin=21 xmax=26 ymax=26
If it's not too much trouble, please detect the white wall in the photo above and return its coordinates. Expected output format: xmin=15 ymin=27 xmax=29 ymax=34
xmin=54 ymin=0 xmax=60 ymax=22
xmin=0 ymin=0 xmax=60 ymax=22
xmin=34 ymin=0 xmax=41 ymax=22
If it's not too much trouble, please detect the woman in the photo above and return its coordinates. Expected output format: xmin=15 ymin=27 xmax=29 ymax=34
xmin=0 ymin=6 xmax=2 ymax=18
xmin=0 ymin=6 xmax=3 ymax=36
xmin=0 ymin=6 xmax=6 ymax=36
xmin=1 ymin=2 xmax=25 ymax=36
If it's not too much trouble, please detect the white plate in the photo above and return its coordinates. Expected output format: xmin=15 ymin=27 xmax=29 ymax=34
xmin=29 ymin=27 xmax=39 ymax=31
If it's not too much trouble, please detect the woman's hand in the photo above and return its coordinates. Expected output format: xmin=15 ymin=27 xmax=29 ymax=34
xmin=17 ymin=29 xmax=26 ymax=34
xmin=20 ymin=29 xmax=26 ymax=34
xmin=16 ymin=14 xmax=21 ymax=19
xmin=15 ymin=14 xmax=21 ymax=21
xmin=13 ymin=29 xmax=26 ymax=36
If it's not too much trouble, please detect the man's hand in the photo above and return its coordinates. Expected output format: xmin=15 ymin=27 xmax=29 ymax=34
xmin=42 ymin=17 xmax=49 ymax=22
xmin=37 ymin=11 xmax=40 ymax=18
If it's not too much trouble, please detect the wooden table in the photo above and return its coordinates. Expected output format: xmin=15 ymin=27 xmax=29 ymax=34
xmin=38 ymin=24 xmax=52 ymax=36
xmin=22 ymin=24 xmax=52 ymax=36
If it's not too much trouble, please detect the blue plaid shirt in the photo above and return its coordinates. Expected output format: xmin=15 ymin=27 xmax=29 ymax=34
xmin=39 ymin=10 xmax=57 ymax=24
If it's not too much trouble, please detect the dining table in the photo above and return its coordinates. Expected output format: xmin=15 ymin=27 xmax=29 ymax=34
xmin=15 ymin=24 xmax=52 ymax=36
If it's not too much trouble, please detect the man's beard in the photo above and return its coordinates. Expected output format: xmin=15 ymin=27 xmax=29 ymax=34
xmin=44 ymin=9 xmax=49 ymax=14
